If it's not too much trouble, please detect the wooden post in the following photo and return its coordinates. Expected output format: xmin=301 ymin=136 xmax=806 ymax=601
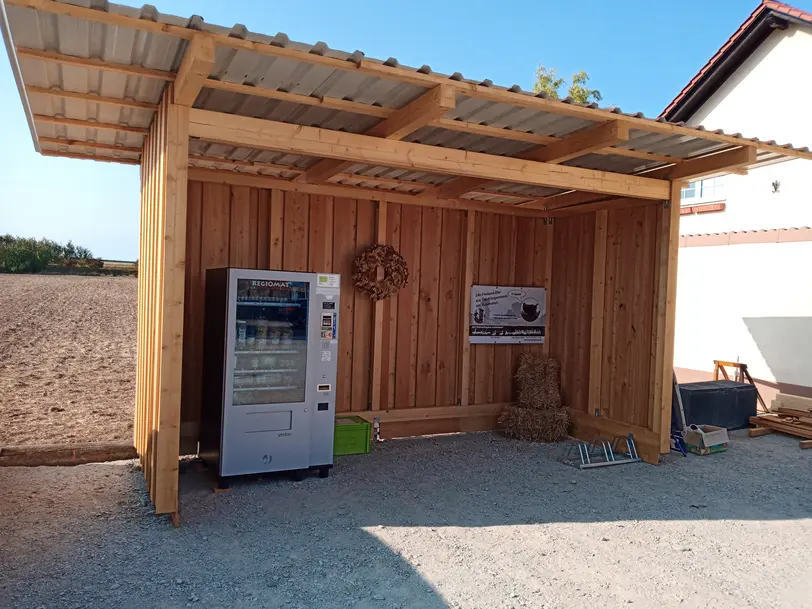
xmin=588 ymin=210 xmax=608 ymax=417
xmin=651 ymin=183 xmax=681 ymax=454
xmin=370 ymin=200 xmax=387 ymax=410
xmin=542 ymin=221 xmax=554 ymax=355
xmin=458 ymin=211 xmax=476 ymax=406
xmin=153 ymin=99 xmax=189 ymax=515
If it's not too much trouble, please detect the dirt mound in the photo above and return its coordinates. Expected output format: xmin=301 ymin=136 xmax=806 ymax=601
xmin=0 ymin=274 xmax=137 ymax=446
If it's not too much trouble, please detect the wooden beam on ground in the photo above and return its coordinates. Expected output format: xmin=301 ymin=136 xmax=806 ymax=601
xmin=431 ymin=120 xmax=630 ymax=199
xmin=26 ymin=86 xmax=159 ymax=110
xmin=41 ymin=150 xmax=140 ymax=165
xmin=459 ymin=211 xmax=476 ymax=406
xmin=173 ymin=34 xmax=216 ymax=106
xmin=0 ymin=442 xmax=137 ymax=467
xmin=370 ymin=200 xmax=388 ymax=411
xmin=588 ymin=210 xmax=608 ymax=417
xmin=644 ymin=147 xmax=757 ymax=181
xmin=188 ymin=109 xmax=671 ymax=200
xmin=297 ymin=84 xmax=456 ymax=184
xmin=650 ymin=184 xmax=681 ymax=455
xmin=39 ymin=137 xmax=141 ymax=154
xmin=747 ymin=427 xmax=774 ymax=437
xmin=34 ymin=114 xmax=148 ymax=134
xmin=188 ymin=167 xmax=547 ymax=218
xmin=800 ymin=439 xmax=812 ymax=449
xmin=16 ymin=47 xmax=175 ymax=80
xmin=10 ymin=0 xmax=812 ymax=162
xmin=568 ymin=409 xmax=661 ymax=465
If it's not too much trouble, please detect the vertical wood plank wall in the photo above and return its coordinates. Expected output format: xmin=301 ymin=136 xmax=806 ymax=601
xmin=179 ymin=179 xmax=671 ymax=462
xmin=134 ymin=88 xmax=188 ymax=515
xmin=180 ymin=187 xmax=553 ymax=449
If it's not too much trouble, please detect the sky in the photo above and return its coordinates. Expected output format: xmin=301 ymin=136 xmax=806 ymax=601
xmin=2 ymin=0 xmax=811 ymax=260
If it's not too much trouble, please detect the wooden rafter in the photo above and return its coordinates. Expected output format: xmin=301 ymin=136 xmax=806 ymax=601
xmin=26 ymin=86 xmax=159 ymax=110
xmin=189 ymin=154 xmax=549 ymax=204
xmin=206 ymin=78 xmax=676 ymax=164
xmin=430 ymin=120 xmax=630 ymax=199
xmin=173 ymin=35 xmax=216 ymax=106
xmin=643 ymin=146 xmax=757 ymax=181
xmin=188 ymin=167 xmax=548 ymax=217
xmin=41 ymin=150 xmax=139 ymax=165
xmin=297 ymin=84 xmax=456 ymax=184
xmin=39 ymin=137 xmax=141 ymax=154
xmin=16 ymin=47 xmax=175 ymax=80
xmin=34 ymin=114 xmax=148 ymax=134
xmin=188 ymin=109 xmax=670 ymax=199
xmin=9 ymin=0 xmax=812 ymax=163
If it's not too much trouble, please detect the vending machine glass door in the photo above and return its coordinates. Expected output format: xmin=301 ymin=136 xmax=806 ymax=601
xmin=232 ymin=278 xmax=309 ymax=406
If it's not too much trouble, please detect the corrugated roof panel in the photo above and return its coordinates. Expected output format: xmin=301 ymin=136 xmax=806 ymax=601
xmin=4 ymin=0 xmax=808 ymax=196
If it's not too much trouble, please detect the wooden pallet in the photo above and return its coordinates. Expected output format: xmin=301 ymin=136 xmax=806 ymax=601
xmin=749 ymin=415 xmax=812 ymax=449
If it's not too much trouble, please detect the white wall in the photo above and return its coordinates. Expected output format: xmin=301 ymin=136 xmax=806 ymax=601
xmin=675 ymin=241 xmax=812 ymax=389
xmin=679 ymin=24 xmax=812 ymax=235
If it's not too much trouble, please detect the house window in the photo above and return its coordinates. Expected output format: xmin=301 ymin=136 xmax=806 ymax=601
xmin=681 ymin=176 xmax=725 ymax=204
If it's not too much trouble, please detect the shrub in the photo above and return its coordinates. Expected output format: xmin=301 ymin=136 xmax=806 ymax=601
xmin=0 ymin=234 xmax=96 ymax=274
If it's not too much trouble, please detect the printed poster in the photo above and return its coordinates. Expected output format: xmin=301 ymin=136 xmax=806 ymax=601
xmin=470 ymin=285 xmax=546 ymax=344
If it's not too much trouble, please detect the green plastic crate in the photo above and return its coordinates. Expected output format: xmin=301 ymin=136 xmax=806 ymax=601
xmin=334 ymin=416 xmax=371 ymax=456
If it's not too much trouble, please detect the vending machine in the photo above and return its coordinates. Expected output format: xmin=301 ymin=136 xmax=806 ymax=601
xmin=200 ymin=269 xmax=340 ymax=483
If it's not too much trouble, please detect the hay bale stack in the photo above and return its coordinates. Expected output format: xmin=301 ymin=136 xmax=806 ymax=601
xmin=515 ymin=352 xmax=562 ymax=411
xmin=499 ymin=353 xmax=569 ymax=442
xmin=499 ymin=406 xmax=569 ymax=442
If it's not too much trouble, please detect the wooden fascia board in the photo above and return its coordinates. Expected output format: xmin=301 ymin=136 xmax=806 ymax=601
xmin=188 ymin=109 xmax=671 ymax=200
xmin=429 ymin=120 xmax=630 ymax=199
xmin=10 ymin=0 xmax=812 ymax=162
xmin=187 ymin=167 xmax=548 ymax=217
xmin=643 ymin=146 xmax=757 ymax=181
xmin=298 ymin=84 xmax=456 ymax=184
xmin=173 ymin=34 xmax=216 ymax=106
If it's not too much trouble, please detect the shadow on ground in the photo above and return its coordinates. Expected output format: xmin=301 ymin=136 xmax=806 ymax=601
xmin=1 ymin=431 xmax=810 ymax=608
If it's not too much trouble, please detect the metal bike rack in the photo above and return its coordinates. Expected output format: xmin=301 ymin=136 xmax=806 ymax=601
xmin=563 ymin=433 xmax=642 ymax=469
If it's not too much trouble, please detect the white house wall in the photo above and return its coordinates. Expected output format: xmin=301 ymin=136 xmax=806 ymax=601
xmin=681 ymin=24 xmax=812 ymax=234
xmin=674 ymin=23 xmax=812 ymax=400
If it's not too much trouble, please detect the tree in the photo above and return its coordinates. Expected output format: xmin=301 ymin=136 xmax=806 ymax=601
xmin=533 ymin=65 xmax=602 ymax=104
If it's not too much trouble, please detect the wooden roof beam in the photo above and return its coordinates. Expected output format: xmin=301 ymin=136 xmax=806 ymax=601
xmin=203 ymin=79 xmax=677 ymax=164
xmin=34 ymin=114 xmax=148 ymax=134
xmin=26 ymin=86 xmax=159 ymax=110
xmin=643 ymin=146 xmax=757 ymax=181
xmin=41 ymin=150 xmax=139 ymax=165
xmin=16 ymin=47 xmax=175 ymax=80
xmin=173 ymin=35 xmax=216 ymax=106
xmin=297 ymin=84 xmax=456 ymax=184
xmin=189 ymin=167 xmax=546 ymax=217
xmin=429 ymin=120 xmax=630 ymax=199
xmin=188 ymin=109 xmax=670 ymax=199
xmin=39 ymin=137 xmax=141 ymax=154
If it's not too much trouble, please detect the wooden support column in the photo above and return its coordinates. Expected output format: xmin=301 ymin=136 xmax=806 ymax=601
xmin=458 ymin=211 xmax=476 ymax=406
xmin=588 ymin=210 xmax=608 ymax=417
xmin=134 ymin=86 xmax=189 ymax=518
xmin=650 ymin=183 xmax=682 ymax=454
xmin=542 ymin=221 xmax=554 ymax=356
xmin=370 ymin=200 xmax=388 ymax=410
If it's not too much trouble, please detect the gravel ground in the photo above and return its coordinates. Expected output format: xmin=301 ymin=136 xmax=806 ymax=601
xmin=0 ymin=274 xmax=136 ymax=445
xmin=1 ymin=430 xmax=810 ymax=609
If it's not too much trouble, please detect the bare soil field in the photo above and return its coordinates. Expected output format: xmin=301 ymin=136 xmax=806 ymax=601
xmin=0 ymin=274 xmax=136 ymax=446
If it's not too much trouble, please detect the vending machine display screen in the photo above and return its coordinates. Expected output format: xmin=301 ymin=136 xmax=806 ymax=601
xmin=232 ymin=279 xmax=309 ymax=405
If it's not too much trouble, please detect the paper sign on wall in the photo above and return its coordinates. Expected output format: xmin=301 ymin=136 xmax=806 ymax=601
xmin=469 ymin=285 xmax=546 ymax=344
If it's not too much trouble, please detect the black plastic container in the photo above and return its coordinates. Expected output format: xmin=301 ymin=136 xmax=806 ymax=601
xmin=678 ymin=380 xmax=757 ymax=430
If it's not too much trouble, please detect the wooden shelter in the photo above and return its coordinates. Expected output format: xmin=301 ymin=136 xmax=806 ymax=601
xmin=4 ymin=0 xmax=811 ymax=519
